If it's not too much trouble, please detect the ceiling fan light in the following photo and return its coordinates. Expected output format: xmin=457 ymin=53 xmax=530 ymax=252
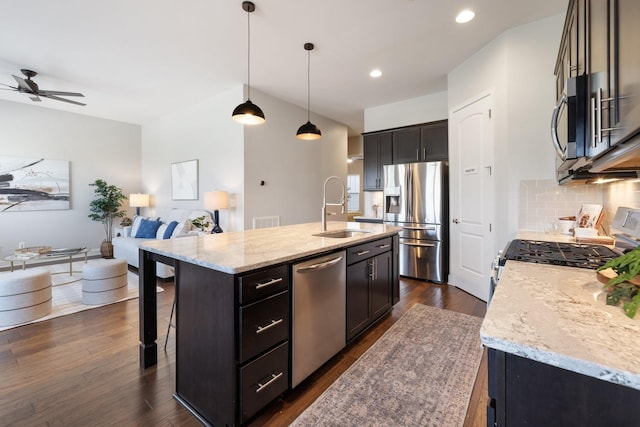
xmin=296 ymin=121 xmax=322 ymax=140
xmin=232 ymin=99 xmax=265 ymax=125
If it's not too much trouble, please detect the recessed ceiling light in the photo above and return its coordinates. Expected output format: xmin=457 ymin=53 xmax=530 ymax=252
xmin=456 ymin=9 xmax=475 ymax=24
xmin=370 ymin=69 xmax=383 ymax=78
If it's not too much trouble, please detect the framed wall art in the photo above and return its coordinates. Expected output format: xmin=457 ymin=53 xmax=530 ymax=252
xmin=0 ymin=155 xmax=70 ymax=212
xmin=171 ymin=159 xmax=198 ymax=200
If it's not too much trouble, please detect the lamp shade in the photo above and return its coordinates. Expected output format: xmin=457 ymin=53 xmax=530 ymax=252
xmin=296 ymin=121 xmax=322 ymax=140
xmin=129 ymin=193 xmax=150 ymax=208
xmin=204 ymin=191 xmax=229 ymax=210
xmin=232 ymin=100 xmax=265 ymax=125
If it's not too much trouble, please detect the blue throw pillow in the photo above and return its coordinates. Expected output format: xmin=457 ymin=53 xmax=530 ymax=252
xmin=163 ymin=221 xmax=179 ymax=239
xmin=135 ymin=219 xmax=162 ymax=238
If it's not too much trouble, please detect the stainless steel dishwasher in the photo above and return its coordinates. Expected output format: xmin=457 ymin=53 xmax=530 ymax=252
xmin=291 ymin=250 xmax=346 ymax=388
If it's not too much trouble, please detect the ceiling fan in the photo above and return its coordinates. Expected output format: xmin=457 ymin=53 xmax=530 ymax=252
xmin=0 ymin=69 xmax=85 ymax=106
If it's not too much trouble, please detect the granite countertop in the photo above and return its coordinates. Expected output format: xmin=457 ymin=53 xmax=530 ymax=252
xmin=139 ymin=221 xmax=400 ymax=274
xmin=481 ymin=260 xmax=640 ymax=390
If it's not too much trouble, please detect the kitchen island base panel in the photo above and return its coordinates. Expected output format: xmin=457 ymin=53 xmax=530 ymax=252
xmin=176 ymin=261 xmax=236 ymax=427
xmin=488 ymin=349 xmax=639 ymax=426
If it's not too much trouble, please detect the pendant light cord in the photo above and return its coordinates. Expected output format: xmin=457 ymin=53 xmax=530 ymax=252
xmin=247 ymin=9 xmax=251 ymax=100
xmin=306 ymin=49 xmax=311 ymax=122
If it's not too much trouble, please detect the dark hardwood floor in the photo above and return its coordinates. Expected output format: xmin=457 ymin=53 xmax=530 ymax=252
xmin=0 ymin=276 xmax=487 ymax=427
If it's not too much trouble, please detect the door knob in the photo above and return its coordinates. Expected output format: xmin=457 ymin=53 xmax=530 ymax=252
xmin=452 ymin=218 xmax=459 ymax=224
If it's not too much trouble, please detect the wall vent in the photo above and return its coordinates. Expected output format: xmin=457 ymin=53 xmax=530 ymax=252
xmin=252 ymin=216 xmax=280 ymax=229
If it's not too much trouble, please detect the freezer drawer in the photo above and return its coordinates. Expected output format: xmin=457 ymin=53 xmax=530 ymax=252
xmin=399 ymin=238 xmax=444 ymax=283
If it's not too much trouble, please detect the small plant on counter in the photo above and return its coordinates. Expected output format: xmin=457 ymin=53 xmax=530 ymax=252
xmin=598 ymin=246 xmax=640 ymax=318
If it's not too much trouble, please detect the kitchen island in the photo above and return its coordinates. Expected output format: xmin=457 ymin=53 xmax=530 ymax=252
xmin=137 ymin=221 xmax=400 ymax=426
xmin=481 ymin=260 xmax=640 ymax=426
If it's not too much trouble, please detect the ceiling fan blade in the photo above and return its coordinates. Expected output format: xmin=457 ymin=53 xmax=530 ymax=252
xmin=29 ymin=94 xmax=42 ymax=102
xmin=38 ymin=90 xmax=85 ymax=97
xmin=40 ymin=93 xmax=86 ymax=106
xmin=0 ymin=82 xmax=17 ymax=89
xmin=12 ymin=75 xmax=38 ymax=93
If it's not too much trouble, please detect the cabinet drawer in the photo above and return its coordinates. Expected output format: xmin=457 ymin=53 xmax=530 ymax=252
xmin=239 ymin=341 xmax=289 ymax=423
xmin=346 ymin=237 xmax=392 ymax=265
xmin=238 ymin=264 xmax=289 ymax=305
xmin=239 ymin=291 xmax=289 ymax=363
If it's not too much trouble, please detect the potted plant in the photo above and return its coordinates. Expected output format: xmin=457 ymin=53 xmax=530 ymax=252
xmin=88 ymin=179 xmax=127 ymax=258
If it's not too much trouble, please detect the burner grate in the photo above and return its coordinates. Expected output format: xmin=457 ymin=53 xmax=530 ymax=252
xmin=503 ymin=239 xmax=619 ymax=269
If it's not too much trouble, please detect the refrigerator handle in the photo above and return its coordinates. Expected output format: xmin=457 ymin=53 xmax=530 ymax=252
xmin=403 ymin=225 xmax=436 ymax=231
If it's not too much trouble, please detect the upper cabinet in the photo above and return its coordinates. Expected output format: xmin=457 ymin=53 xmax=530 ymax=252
xmin=392 ymin=120 xmax=448 ymax=163
xmin=609 ymin=0 xmax=640 ymax=148
xmin=363 ymin=132 xmax=392 ymax=191
xmin=363 ymin=120 xmax=448 ymax=191
xmin=572 ymin=0 xmax=640 ymax=159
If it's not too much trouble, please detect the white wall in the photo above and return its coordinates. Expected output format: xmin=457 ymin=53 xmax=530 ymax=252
xmin=448 ymin=13 xmax=564 ymax=248
xmin=0 ymin=100 xmax=141 ymax=258
xmin=141 ymin=86 xmax=348 ymax=231
xmin=364 ymin=91 xmax=448 ymax=132
xmin=244 ymin=89 xmax=348 ymax=229
xmin=141 ymin=86 xmax=245 ymax=232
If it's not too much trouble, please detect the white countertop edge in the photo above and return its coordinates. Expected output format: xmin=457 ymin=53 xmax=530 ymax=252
xmin=480 ymin=332 xmax=640 ymax=391
xmin=139 ymin=226 xmax=399 ymax=275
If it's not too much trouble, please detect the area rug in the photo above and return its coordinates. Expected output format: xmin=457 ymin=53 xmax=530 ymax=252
xmin=291 ymin=304 xmax=484 ymax=427
xmin=0 ymin=260 xmax=163 ymax=332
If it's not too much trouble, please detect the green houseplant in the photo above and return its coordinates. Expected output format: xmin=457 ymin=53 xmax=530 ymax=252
xmin=88 ymin=179 xmax=127 ymax=258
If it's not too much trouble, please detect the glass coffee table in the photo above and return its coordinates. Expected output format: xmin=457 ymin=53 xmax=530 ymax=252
xmin=3 ymin=247 xmax=90 ymax=275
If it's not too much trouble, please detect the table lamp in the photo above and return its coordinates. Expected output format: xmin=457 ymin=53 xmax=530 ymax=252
xmin=204 ymin=191 xmax=229 ymax=233
xmin=129 ymin=193 xmax=150 ymax=216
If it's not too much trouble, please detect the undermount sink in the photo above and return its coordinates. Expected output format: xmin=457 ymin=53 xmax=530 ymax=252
xmin=312 ymin=229 xmax=372 ymax=238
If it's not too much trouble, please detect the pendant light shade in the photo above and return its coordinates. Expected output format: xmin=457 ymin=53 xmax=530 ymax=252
xmin=297 ymin=42 xmax=321 ymax=140
xmin=232 ymin=100 xmax=265 ymax=125
xmin=232 ymin=1 xmax=265 ymax=125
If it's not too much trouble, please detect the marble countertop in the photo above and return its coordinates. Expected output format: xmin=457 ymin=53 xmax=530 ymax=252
xmin=139 ymin=221 xmax=399 ymax=274
xmin=481 ymin=260 xmax=640 ymax=390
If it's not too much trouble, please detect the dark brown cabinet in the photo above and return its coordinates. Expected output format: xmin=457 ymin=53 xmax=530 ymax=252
xmin=174 ymin=262 xmax=290 ymax=426
xmin=363 ymin=132 xmax=392 ymax=190
xmin=562 ymin=0 xmax=640 ymax=158
xmin=364 ymin=121 xmax=448 ymax=191
xmin=487 ymin=348 xmax=639 ymax=426
xmin=393 ymin=120 xmax=448 ymax=163
xmin=609 ymin=0 xmax=640 ymax=147
xmin=346 ymin=237 xmax=393 ymax=342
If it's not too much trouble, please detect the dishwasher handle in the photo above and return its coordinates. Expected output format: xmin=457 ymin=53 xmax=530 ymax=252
xmin=296 ymin=255 xmax=344 ymax=273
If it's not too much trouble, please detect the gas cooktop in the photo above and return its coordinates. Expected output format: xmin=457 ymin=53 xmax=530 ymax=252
xmin=503 ymin=239 xmax=621 ymax=269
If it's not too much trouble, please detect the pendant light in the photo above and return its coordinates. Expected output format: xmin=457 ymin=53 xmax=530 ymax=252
xmin=296 ymin=43 xmax=321 ymax=140
xmin=232 ymin=1 xmax=265 ymax=125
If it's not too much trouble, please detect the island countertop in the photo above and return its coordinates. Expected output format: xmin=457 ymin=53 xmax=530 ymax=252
xmin=481 ymin=260 xmax=640 ymax=390
xmin=138 ymin=221 xmax=400 ymax=274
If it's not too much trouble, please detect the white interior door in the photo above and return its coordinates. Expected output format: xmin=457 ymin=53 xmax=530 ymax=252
xmin=449 ymin=93 xmax=494 ymax=302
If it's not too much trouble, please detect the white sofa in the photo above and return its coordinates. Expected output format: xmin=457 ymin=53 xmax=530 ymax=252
xmin=112 ymin=209 xmax=213 ymax=279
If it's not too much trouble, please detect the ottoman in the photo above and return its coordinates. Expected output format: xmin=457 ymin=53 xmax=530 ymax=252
xmin=0 ymin=268 xmax=52 ymax=327
xmin=82 ymin=259 xmax=128 ymax=305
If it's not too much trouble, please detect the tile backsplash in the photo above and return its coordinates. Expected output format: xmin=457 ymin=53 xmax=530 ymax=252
xmin=519 ymin=179 xmax=604 ymax=232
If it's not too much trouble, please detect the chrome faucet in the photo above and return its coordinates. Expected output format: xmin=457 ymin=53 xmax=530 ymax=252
xmin=321 ymin=176 xmax=346 ymax=231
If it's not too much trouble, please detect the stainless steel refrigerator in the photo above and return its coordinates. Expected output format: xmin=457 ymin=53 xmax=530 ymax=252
xmin=383 ymin=161 xmax=448 ymax=283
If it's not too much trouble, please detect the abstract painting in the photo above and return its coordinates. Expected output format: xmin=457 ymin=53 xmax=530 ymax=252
xmin=171 ymin=159 xmax=198 ymax=200
xmin=0 ymin=156 xmax=70 ymax=212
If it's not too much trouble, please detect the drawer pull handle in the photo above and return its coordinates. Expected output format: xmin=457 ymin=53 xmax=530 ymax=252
xmin=256 ymin=371 xmax=284 ymax=393
xmin=376 ymin=244 xmax=391 ymax=249
xmin=255 ymin=277 xmax=283 ymax=290
xmin=256 ymin=318 xmax=284 ymax=334
xmin=356 ymin=250 xmax=370 ymax=256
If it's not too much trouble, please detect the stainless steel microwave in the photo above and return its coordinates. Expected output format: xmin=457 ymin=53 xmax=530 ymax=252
xmin=551 ymin=74 xmax=590 ymax=177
